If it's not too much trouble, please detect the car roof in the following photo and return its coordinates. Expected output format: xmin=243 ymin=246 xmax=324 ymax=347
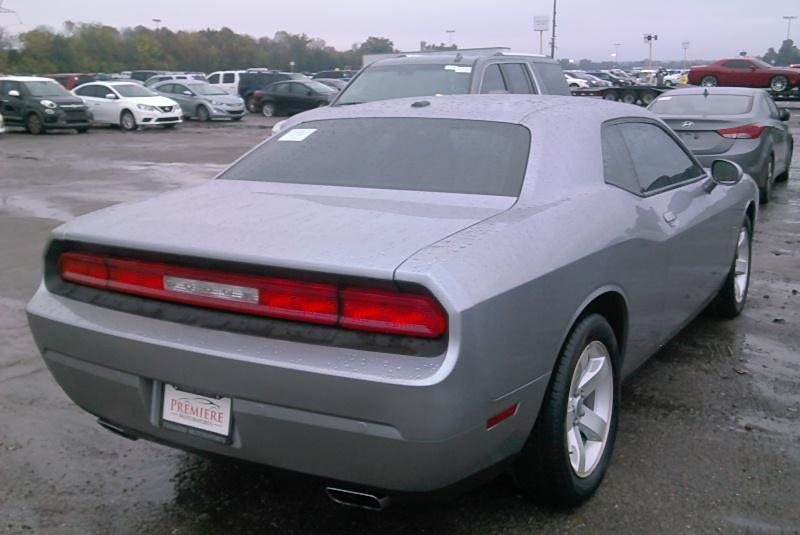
xmin=81 ymin=81 xmax=145 ymax=86
xmin=292 ymin=94 xmax=652 ymax=126
xmin=661 ymin=87 xmax=764 ymax=97
xmin=0 ymin=75 xmax=58 ymax=82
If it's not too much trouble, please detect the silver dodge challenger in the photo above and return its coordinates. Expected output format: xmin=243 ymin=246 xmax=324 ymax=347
xmin=27 ymin=95 xmax=758 ymax=508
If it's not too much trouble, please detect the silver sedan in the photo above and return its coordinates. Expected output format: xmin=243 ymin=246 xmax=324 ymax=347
xmin=27 ymin=95 xmax=758 ymax=508
xmin=649 ymin=87 xmax=793 ymax=203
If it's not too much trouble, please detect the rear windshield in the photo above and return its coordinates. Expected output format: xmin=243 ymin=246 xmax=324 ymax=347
xmin=221 ymin=118 xmax=530 ymax=196
xmin=336 ymin=64 xmax=472 ymax=105
xmin=649 ymin=94 xmax=754 ymax=115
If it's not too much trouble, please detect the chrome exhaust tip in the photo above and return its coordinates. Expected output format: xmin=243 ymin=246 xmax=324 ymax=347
xmin=325 ymin=487 xmax=391 ymax=511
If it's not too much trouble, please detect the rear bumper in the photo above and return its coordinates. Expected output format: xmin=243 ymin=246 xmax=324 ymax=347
xmin=26 ymin=285 xmax=546 ymax=492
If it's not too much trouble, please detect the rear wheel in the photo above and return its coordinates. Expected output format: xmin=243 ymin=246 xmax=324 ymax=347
xmin=602 ymin=91 xmax=618 ymax=101
xmin=710 ymin=217 xmax=752 ymax=318
xmin=245 ymin=95 xmax=259 ymax=113
xmin=759 ymin=155 xmax=774 ymax=204
xmin=770 ymin=76 xmax=789 ymax=92
xmin=120 ymin=110 xmax=137 ymax=131
xmin=513 ymin=314 xmax=619 ymax=506
xmin=26 ymin=113 xmax=44 ymax=135
xmin=196 ymin=105 xmax=211 ymax=122
xmin=775 ymin=142 xmax=792 ymax=183
xmin=639 ymin=90 xmax=656 ymax=106
xmin=620 ymin=90 xmax=637 ymax=104
xmin=701 ymin=75 xmax=719 ymax=87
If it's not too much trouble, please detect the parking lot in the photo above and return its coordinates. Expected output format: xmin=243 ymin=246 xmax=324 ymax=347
xmin=1 ymin=111 xmax=799 ymax=535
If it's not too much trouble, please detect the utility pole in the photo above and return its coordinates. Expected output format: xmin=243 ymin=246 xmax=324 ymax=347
xmin=643 ymin=33 xmax=658 ymax=67
xmin=550 ymin=0 xmax=557 ymax=59
xmin=784 ymin=16 xmax=797 ymax=40
xmin=613 ymin=43 xmax=622 ymax=64
xmin=446 ymin=30 xmax=456 ymax=47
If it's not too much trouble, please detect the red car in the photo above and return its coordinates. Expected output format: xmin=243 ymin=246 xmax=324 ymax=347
xmin=688 ymin=58 xmax=800 ymax=92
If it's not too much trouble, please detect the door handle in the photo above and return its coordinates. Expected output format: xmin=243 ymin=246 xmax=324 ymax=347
xmin=663 ymin=211 xmax=677 ymax=224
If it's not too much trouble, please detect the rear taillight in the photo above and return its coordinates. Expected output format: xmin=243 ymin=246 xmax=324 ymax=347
xmin=58 ymin=252 xmax=446 ymax=338
xmin=717 ymin=124 xmax=766 ymax=139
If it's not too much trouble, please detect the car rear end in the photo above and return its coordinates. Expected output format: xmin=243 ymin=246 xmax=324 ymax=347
xmin=650 ymin=90 xmax=770 ymax=185
xmin=27 ymin=110 xmax=540 ymax=494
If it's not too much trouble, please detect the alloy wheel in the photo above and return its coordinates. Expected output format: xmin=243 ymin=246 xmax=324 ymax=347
xmin=566 ymin=341 xmax=614 ymax=478
xmin=733 ymin=225 xmax=751 ymax=304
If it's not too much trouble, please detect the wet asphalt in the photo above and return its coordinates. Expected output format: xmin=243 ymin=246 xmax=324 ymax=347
xmin=0 ymin=109 xmax=798 ymax=535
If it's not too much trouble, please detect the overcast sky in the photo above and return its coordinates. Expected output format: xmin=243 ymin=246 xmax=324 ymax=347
xmin=2 ymin=0 xmax=798 ymax=61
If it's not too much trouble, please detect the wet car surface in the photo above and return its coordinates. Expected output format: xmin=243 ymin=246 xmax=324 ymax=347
xmin=1 ymin=110 xmax=798 ymax=534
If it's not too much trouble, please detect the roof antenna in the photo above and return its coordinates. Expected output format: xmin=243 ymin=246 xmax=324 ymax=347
xmin=454 ymin=52 xmax=463 ymax=63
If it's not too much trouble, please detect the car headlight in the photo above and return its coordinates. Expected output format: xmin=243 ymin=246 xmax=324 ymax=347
xmin=271 ymin=120 xmax=287 ymax=135
xmin=40 ymin=100 xmax=57 ymax=109
xmin=209 ymin=100 xmax=226 ymax=107
xmin=137 ymin=104 xmax=157 ymax=112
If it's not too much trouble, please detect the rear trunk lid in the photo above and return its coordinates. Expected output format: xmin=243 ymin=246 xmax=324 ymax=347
xmin=53 ymin=180 xmax=514 ymax=280
xmin=661 ymin=117 xmax=742 ymax=155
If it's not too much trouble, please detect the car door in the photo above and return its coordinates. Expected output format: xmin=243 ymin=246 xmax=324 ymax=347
xmin=617 ymin=120 xmax=742 ymax=335
xmin=221 ymin=72 xmax=237 ymax=94
xmin=169 ymin=83 xmax=194 ymax=115
xmin=91 ymin=84 xmax=119 ymax=123
xmin=0 ymin=80 xmax=25 ymax=124
xmin=74 ymin=84 xmax=104 ymax=123
xmin=763 ymin=94 xmax=791 ymax=174
xmin=721 ymin=59 xmax=756 ymax=87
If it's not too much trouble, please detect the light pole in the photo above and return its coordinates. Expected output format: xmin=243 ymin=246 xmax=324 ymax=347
xmin=681 ymin=41 xmax=690 ymax=69
xmin=643 ymin=33 xmax=658 ymax=67
xmin=152 ymin=18 xmax=161 ymax=30
xmin=613 ymin=43 xmax=622 ymax=63
xmin=784 ymin=16 xmax=797 ymax=40
xmin=446 ymin=30 xmax=456 ymax=47
xmin=550 ymin=0 xmax=558 ymax=59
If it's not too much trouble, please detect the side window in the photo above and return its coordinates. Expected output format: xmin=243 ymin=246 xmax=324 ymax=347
xmin=174 ymin=84 xmax=189 ymax=94
xmin=74 ymin=85 xmax=94 ymax=97
xmin=207 ymin=73 xmax=220 ymax=84
xmin=723 ymin=60 xmax=750 ymax=69
xmin=160 ymin=84 xmax=175 ymax=94
xmin=96 ymin=85 xmax=113 ymax=97
xmin=618 ymin=122 xmax=705 ymax=193
xmin=480 ymin=64 xmax=507 ymax=94
xmin=601 ymin=124 xmax=640 ymax=194
xmin=500 ymin=64 xmax=533 ymax=94
xmin=5 ymin=81 xmax=21 ymax=95
xmin=222 ymin=73 xmax=235 ymax=84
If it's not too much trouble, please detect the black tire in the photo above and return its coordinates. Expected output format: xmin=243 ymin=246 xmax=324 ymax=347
xmin=120 ymin=110 xmax=137 ymax=131
xmin=769 ymin=76 xmax=789 ymax=92
xmin=758 ymin=155 xmax=774 ymax=204
xmin=709 ymin=217 xmax=752 ymax=318
xmin=261 ymin=102 xmax=276 ymax=118
xmin=602 ymin=91 xmax=618 ymax=101
xmin=76 ymin=127 xmax=89 ymax=134
xmin=26 ymin=113 xmax=44 ymax=135
xmin=639 ymin=90 xmax=657 ymax=106
xmin=775 ymin=143 xmax=792 ymax=183
xmin=620 ymin=90 xmax=637 ymax=105
xmin=513 ymin=314 xmax=620 ymax=507
xmin=196 ymin=105 xmax=211 ymax=122
xmin=245 ymin=95 xmax=259 ymax=113
xmin=701 ymin=75 xmax=719 ymax=87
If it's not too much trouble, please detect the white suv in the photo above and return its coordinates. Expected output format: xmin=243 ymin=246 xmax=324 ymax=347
xmin=207 ymin=70 xmax=246 ymax=95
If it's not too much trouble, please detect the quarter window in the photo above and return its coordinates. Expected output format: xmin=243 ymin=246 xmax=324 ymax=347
xmin=601 ymin=124 xmax=640 ymax=194
xmin=222 ymin=73 xmax=235 ymax=84
xmin=500 ymin=64 xmax=534 ymax=94
xmin=481 ymin=64 xmax=506 ymax=93
xmin=618 ymin=123 xmax=705 ymax=193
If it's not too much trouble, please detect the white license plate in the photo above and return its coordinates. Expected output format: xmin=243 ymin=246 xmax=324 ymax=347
xmin=162 ymin=384 xmax=232 ymax=437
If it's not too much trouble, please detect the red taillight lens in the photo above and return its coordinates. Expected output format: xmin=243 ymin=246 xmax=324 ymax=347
xmin=340 ymin=288 xmax=447 ymax=338
xmin=57 ymin=252 xmax=446 ymax=338
xmin=717 ymin=123 xmax=766 ymax=139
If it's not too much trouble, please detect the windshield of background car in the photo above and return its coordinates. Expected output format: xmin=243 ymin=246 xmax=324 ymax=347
xmin=25 ymin=81 xmax=71 ymax=97
xmin=188 ymin=83 xmax=228 ymax=96
xmin=221 ymin=118 xmax=531 ymax=196
xmin=304 ymin=81 xmax=337 ymax=94
xmin=114 ymin=84 xmax=157 ymax=98
xmin=335 ymin=64 xmax=472 ymax=105
xmin=650 ymin=94 xmax=754 ymax=115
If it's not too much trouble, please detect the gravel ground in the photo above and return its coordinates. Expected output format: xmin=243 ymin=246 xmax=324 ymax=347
xmin=0 ymin=109 xmax=798 ymax=535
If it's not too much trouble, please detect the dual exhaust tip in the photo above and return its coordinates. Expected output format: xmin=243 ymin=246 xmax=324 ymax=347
xmin=325 ymin=487 xmax=392 ymax=511
xmin=97 ymin=420 xmax=391 ymax=510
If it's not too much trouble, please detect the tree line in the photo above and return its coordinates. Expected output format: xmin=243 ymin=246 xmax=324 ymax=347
xmin=0 ymin=22 xmax=395 ymax=74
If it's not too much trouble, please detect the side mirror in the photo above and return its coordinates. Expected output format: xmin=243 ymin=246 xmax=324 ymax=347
xmin=779 ymin=108 xmax=791 ymax=122
xmin=183 ymin=91 xmax=193 ymax=96
xmin=705 ymin=159 xmax=744 ymax=193
xmin=8 ymin=89 xmax=20 ymax=97
xmin=104 ymin=93 xmax=117 ymax=100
